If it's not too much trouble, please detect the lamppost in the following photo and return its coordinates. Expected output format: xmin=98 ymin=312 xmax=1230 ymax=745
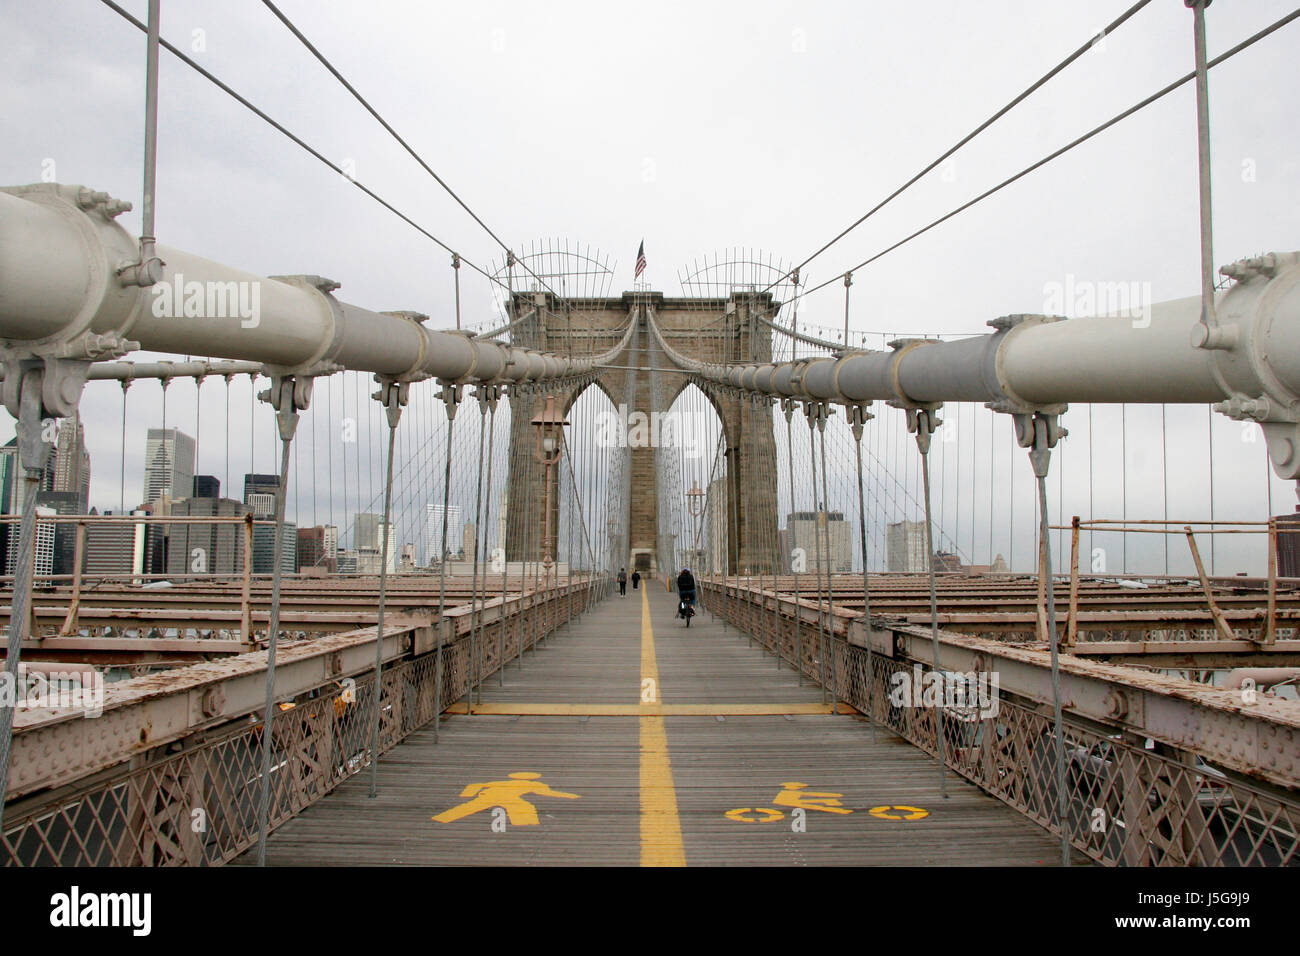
xmin=686 ymin=484 xmax=705 ymax=574
xmin=532 ymin=394 xmax=568 ymax=584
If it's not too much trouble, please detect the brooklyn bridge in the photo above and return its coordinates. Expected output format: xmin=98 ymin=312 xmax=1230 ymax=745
xmin=1 ymin=0 xmax=1298 ymax=872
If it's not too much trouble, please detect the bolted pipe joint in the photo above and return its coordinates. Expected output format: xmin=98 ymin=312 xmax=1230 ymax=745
xmin=372 ymin=377 xmax=410 ymax=429
xmin=1014 ymin=410 xmax=1068 ymax=479
xmin=258 ymin=373 xmax=313 ymax=443
xmin=901 ymin=404 xmax=943 ymax=455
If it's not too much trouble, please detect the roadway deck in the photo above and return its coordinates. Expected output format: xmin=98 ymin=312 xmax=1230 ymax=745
xmin=248 ymin=583 xmax=1069 ymax=866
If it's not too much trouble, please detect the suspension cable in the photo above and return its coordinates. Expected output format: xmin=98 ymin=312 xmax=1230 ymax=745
xmin=789 ymin=6 xmax=1300 ymax=305
xmin=764 ymin=0 xmax=1156 ymax=293
xmin=98 ymin=0 xmax=507 ymax=292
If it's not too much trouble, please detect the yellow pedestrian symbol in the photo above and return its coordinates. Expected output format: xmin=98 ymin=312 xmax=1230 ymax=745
xmin=868 ymin=805 xmax=929 ymax=821
xmin=432 ymin=772 xmax=580 ymax=826
xmin=773 ymin=782 xmax=852 ymax=815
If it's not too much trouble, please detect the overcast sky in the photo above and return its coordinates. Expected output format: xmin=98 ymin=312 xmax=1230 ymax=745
xmin=2 ymin=1 xmax=1297 ymax=574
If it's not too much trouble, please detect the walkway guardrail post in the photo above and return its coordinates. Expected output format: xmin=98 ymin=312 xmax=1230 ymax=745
xmin=58 ymin=520 xmax=87 ymax=636
xmin=241 ymin=513 xmax=253 ymax=643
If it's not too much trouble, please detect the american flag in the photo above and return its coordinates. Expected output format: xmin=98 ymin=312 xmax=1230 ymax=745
xmin=634 ymin=240 xmax=647 ymax=279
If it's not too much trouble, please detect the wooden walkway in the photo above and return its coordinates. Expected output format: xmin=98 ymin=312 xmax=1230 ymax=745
xmin=248 ymin=584 xmax=1069 ymax=866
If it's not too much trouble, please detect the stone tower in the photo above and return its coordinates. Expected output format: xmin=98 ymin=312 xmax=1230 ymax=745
xmin=503 ymin=289 xmax=779 ymax=576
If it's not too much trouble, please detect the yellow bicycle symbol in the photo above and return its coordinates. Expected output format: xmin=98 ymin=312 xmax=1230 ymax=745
xmin=724 ymin=807 xmax=784 ymax=823
xmin=868 ymin=805 xmax=929 ymax=821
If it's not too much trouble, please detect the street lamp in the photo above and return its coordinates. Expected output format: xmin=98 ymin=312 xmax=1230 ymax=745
xmin=532 ymin=394 xmax=568 ymax=582
xmin=686 ymin=484 xmax=705 ymax=574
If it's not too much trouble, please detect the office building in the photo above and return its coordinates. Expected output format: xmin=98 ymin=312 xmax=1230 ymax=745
xmin=243 ymin=474 xmax=278 ymax=518
xmin=887 ymin=520 xmax=928 ymax=573
xmin=785 ymin=510 xmax=853 ymax=574
xmin=424 ymin=504 xmax=461 ymax=562
xmin=53 ymin=417 xmax=91 ymax=511
xmin=84 ymin=510 xmax=148 ymax=577
xmin=143 ymin=428 xmax=195 ymax=504
xmin=252 ymin=520 xmax=297 ymax=575
xmin=167 ymin=497 xmax=247 ymax=576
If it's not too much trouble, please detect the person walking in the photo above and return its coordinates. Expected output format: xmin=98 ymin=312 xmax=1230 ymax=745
xmin=631 ymin=570 xmax=641 ymax=591
xmin=617 ymin=568 xmax=627 ymax=597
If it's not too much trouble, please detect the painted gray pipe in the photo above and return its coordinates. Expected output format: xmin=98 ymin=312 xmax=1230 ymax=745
xmin=656 ymin=262 xmax=1300 ymax=408
xmin=0 ymin=360 xmax=265 ymax=381
xmin=0 ymin=184 xmax=631 ymax=382
xmin=649 ymin=253 xmax=1300 ymax=477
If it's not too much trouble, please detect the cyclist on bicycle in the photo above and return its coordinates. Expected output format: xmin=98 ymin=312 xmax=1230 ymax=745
xmin=677 ymin=567 xmax=697 ymax=621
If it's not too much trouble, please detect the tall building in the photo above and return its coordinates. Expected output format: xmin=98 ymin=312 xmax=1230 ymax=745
xmin=193 ymin=475 xmax=221 ymax=499
xmin=424 ymin=504 xmax=461 ymax=563
xmin=143 ymin=428 xmax=195 ymax=504
xmin=84 ymin=510 xmax=148 ymax=577
xmin=354 ymin=513 xmax=381 ymax=551
xmin=463 ymin=522 xmax=477 ymax=563
xmin=252 ymin=521 xmax=297 ymax=575
xmin=352 ymin=513 xmax=393 ymax=574
xmin=53 ymin=417 xmax=91 ymax=511
xmin=167 ymin=497 xmax=247 ymax=576
xmin=399 ymin=543 xmax=418 ymax=572
xmin=243 ymin=474 xmax=278 ymax=517
xmin=786 ymin=510 xmax=853 ymax=574
xmin=887 ymin=520 xmax=928 ymax=573
xmin=297 ymin=525 xmax=336 ymax=572
xmin=0 ymin=437 xmax=54 ymax=573
xmin=38 ymin=490 xmax=85 ymax=575
xmin=5 ymin=506 xmax=56 ymax=578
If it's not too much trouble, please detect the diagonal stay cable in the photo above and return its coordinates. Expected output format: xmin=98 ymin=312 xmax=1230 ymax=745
xmin=790 ymin=5 xmax=1300 ymax=305
xmin=257 ymin=0 xmax=613 ymax=335
xmin=764 ymin=0 xmax=1155 ymax=294
xmin=258 ymin=0 xmax=573 ymax=310
xmin=98 ymin=0 xmax=507 ymax=292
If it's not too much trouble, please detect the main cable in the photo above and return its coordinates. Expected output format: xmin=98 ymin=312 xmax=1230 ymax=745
xmin=258 ymin=0 xmax=576 ymax=312
xmin=789 ymin=6 xmax=1300 ymax=305
xmin=765 ymin=0 xmax=1155 ymax=294
xmin=98 ymin=0 xmax=507 ymax=292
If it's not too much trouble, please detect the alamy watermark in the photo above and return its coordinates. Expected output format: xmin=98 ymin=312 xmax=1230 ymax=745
xmin=151 ymin=273 xmax=261 ymax=328
xmin=1 ymin=665 xmax=104 ymax=718
xmin=1042 ymin=274 xmax=1152 ymax=328
xmin=888 ymin=665 xmax=1000 ymax=719
xmin=595 ymin=404 xmax=705 ymax=459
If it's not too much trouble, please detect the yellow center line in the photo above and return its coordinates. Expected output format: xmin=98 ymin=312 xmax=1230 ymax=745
xmin=446 ymin=702 xmax=846 ymax=716
xmin=639 ymin=584 xmax=685 ymax=867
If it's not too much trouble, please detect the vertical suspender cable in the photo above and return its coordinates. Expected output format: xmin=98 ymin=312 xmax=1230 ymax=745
xmin=851 ymin=408 xmax=877 ymax=741
xmin=915 ymin=411 xmax=948 ymax=799
xmin=254 ymin=381 xmax=300 ymax=865
xmin=784 ymin=403 xmax=803 ymax=685
xmin=469 ymin=391 xmax=487 ymax=704
xmin=433 ymin=386 xmax=458 ymax=740
xmin=0 ymin=376 xmax=52 ymax=836
xmin=1029 ymin=416 xmax=1072 ymax=868
xmin=807 ymin=407 xmax=828 ymax=703
xmin=817 ymin=410 xmax=837 ymax=714
xmin=366 ymin=382 xmax=402 ymax=797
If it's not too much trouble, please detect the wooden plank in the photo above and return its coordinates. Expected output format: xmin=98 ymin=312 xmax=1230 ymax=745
xmin=246 ymin=588 xmax=1070 ymax=866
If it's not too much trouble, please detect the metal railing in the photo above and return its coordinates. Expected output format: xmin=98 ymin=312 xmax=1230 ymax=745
xmin=1 ymin=578 xmax=600 ymax=865
xmin=702 ymin=579 xmax=1300 ymax=866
